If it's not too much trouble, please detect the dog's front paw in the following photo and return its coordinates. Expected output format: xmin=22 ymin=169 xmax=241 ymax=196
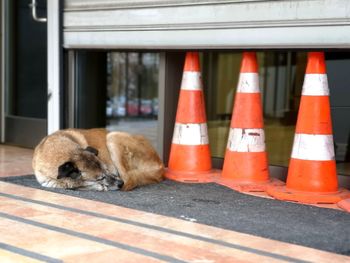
xmin=79 ymin=181 xmax=108 ymax=191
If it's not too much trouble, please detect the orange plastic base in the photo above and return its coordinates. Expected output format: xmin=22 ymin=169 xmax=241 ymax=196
xmin=217 ymin=177 xmax=283 ymax=192
xmin=267 ymin=185 xmax=350 ymax=204
xmin=337 ymin=199 xmax=350 ymax=212
xmin=165 ymin=168 xmax=220 ymax=183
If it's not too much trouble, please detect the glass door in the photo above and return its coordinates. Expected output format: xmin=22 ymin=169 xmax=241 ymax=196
xmin=2 ymin=0 xmax=47 ymax=148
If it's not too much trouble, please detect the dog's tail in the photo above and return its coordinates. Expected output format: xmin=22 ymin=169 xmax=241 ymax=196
xmin=122 ymin=166 xmax=165 ymax=191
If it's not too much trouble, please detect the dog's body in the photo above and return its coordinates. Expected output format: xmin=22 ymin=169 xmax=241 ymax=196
xmin=32 ymin=128 xmax=164 ymax=191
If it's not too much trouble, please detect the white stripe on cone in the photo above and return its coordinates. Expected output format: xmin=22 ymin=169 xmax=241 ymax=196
xmin=237 ymin=73 xmax=260 ymax=93
xmin=226 ymin=128 xmax=266 ymax=152
xmin=291 ymin=133 xmax=335 ymax=161
xmin=180 ymin=72 xmax=202 ymax=91
xmin=172 ymin=123 xmax=209 ymax=145
xmin=302 ymin=74 xmax=329 ymax=96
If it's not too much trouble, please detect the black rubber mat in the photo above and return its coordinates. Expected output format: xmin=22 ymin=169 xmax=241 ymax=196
xmin=1 ymin=175 xmax=350 ymax=255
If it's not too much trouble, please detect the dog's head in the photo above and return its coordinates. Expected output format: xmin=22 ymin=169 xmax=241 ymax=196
xmin=55 ymin=146 xmax=124 ymax=191
xmin=33 ymin=134 xmax=124 ymax=191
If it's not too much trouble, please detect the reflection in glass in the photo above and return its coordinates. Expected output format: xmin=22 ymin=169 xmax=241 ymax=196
xmin=106 ymin=52 xmax=159 ymax=148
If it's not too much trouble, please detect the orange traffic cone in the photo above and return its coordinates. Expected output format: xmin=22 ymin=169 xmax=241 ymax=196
xmin=217 ymin=52 xmax=280 ymax=192
xmin=267 ymin=52 xmax=350 ymax=204
xmin=166 ymin=52 xmax=219 ymax=183
xmin=338 ymin=199 xmax=350 ymax=212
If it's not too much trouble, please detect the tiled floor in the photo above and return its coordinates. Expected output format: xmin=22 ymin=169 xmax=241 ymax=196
xmin=0 ymin=144 xmax=349 ymax=262
xmin=0 ymin=145 xmax=33 ymax=177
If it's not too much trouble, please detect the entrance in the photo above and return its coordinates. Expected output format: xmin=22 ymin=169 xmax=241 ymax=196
xmin=2 ymin=0 xmax=47 ymax=148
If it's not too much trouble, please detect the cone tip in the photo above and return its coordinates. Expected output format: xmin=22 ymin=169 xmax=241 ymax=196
xmin=306 ymin=52 xmax=326 ymax=74
xmin=184 ymin=52 xmax=200 ymax=72
xmin=240 ymin=52 xmax=258 ymax=73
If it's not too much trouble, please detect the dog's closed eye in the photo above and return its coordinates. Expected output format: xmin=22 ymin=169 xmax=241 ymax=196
xmin=85 ymin=146 xmax=99 ymax=156
xmin=57 ymin=162 xmax=81 ymax=179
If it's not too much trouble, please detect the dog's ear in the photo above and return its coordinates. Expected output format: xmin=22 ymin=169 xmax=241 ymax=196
xmin=85 ymin=146 xmax=98 ymax=156
xmin=57 ymin=162 xmax=80 ymax=179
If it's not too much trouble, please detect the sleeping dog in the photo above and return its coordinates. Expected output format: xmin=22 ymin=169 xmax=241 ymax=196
xmin=32 ymin=128 xmax=164 ymax=191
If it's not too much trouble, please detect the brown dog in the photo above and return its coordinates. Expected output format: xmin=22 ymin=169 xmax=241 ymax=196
xmin=32 ymin=128 xmax=164 ymax=191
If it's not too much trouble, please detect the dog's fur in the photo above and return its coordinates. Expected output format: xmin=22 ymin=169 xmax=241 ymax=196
xmin=32 ymin=128 xmax=164 ymax=191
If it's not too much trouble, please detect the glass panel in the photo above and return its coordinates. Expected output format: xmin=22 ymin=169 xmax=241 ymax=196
xmin=203 ymin=51 xmax=350 ymax=175
xmin=327 ymin=53 xmax=350 ymax=176
xmin=6 ymin=0 xmax=47 ymax=119
xmin=106 ymin=52 xmax=159 ymax=148
xmin=261 ymin=52 xmax=304 ymax=167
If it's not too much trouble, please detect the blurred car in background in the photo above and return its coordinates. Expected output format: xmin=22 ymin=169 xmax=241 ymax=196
xmin=107 ymin=96 xmax=158 ymax=117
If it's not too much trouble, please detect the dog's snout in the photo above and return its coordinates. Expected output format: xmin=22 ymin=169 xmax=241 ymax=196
xmin=104 ymin=174 xmax=124 ymax=190
xmin=106 ymin=175 xmax=116 ymax=185
xmin=117 ymin=180 xmax=124 ymax=188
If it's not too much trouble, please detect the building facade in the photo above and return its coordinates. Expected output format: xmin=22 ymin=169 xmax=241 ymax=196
xmin=1 ymin=0 xmax=350 ymax=180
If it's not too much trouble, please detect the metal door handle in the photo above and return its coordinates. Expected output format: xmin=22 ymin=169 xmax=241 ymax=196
xmin=29 ymin=0 xmax=47 ymax=23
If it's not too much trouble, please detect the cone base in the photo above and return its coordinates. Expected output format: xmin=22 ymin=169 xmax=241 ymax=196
xmin=267 ymin=185 xmax=350 ymax=204
xmin=168 ymin=144 xmax=212 ymax=172
xmin=165 ymin=168 xmax=220 ymax=183
xmin=217 ymin=177 xmax=283 ymax=192
xmin=221 ymin=151 xmax=270 ymax=183
xmin=337 ymin=199 xmax=350 ymax=212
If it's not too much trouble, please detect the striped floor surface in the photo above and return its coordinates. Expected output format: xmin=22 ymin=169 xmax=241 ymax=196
xmin=0 ymin=181 xmax=349 ymax=263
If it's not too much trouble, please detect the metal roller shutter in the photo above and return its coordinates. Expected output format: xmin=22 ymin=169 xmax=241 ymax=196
xmin=63 ymin=0 xmax=350 ymax=49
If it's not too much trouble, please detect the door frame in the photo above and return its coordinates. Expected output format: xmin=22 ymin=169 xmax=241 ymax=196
xmin=47 ymin=0 xmax=62 ymax=134
xmin=0 ymin=0 xmax=4 ymax=142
